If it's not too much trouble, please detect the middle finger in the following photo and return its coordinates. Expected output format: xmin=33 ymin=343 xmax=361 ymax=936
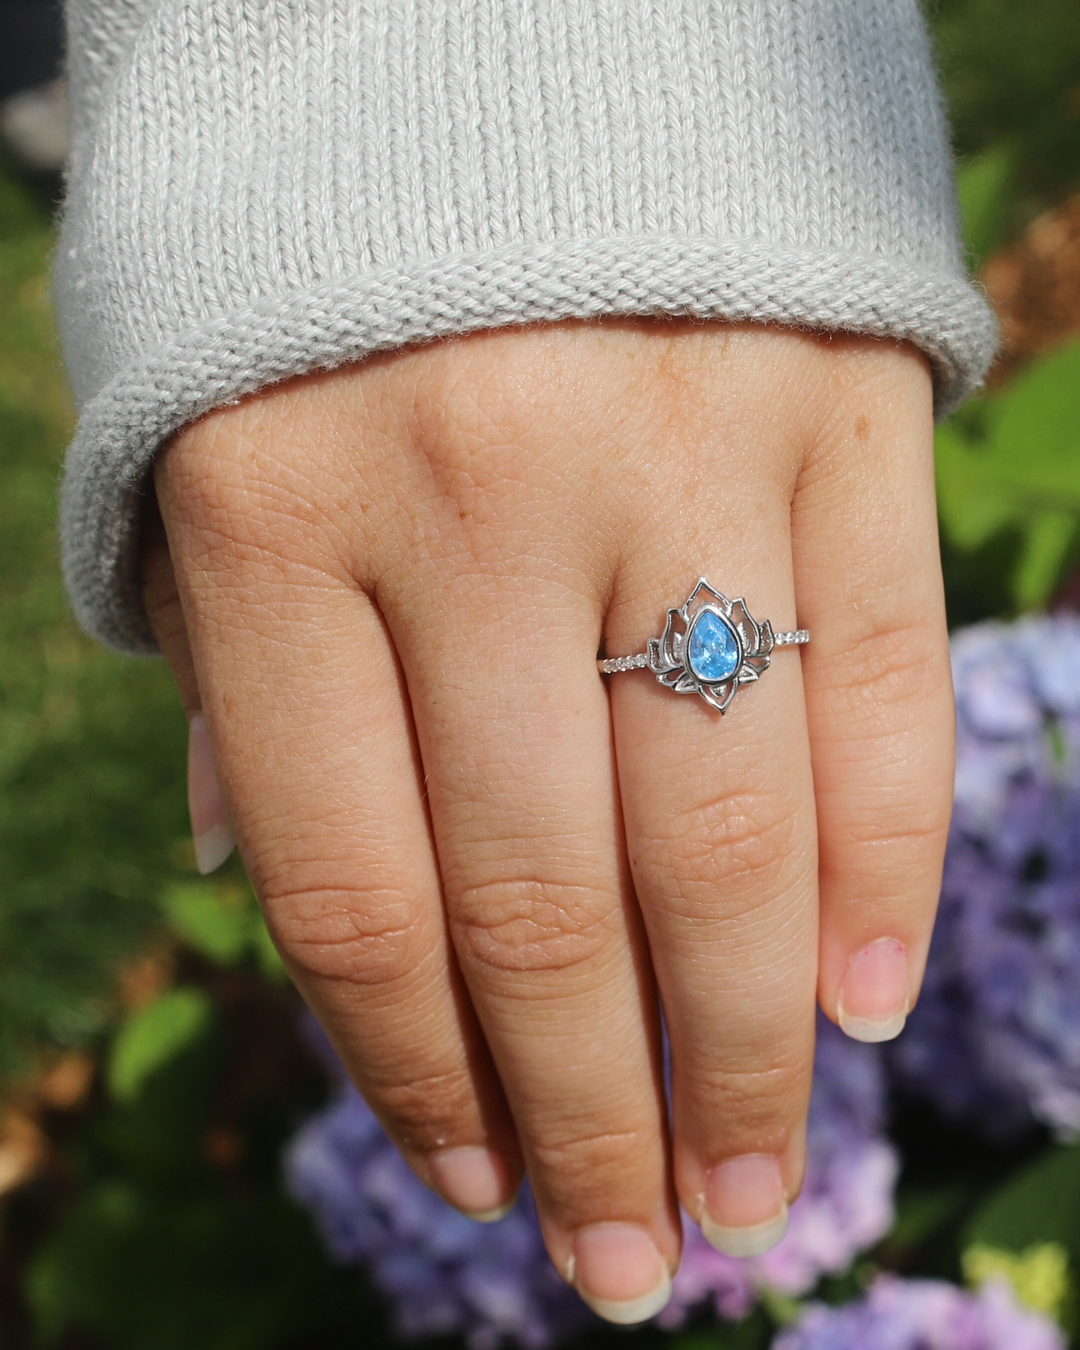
xmin=382 ymin=565 xmax=681 ymax=1325
xmin=606 ymin=452 xmax=817 ymax=1259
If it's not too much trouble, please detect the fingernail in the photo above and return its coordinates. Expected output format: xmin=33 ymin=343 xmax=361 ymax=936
xmin=569 ymin=1223 xmax=671 ymax=1324
xmin=838 ymin=937 xmax=909 ymax=1043
xmin=429 ymin=1147 xmax=515 ymax=1222
xmin=701 ymin=1154 xmax=789 ymax=1257
xmin=187 ymin=713 xmax=235 ymax=874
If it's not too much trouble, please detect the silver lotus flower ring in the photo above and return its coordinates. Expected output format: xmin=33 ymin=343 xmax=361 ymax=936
xmin=598 ymin=579 xmax=809 ymax=713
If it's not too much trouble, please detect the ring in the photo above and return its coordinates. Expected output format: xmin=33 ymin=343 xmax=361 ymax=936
xmin=598 ymin=578 xmax=809 ymax=713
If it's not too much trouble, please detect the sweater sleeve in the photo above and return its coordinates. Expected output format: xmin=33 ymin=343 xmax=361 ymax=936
xmin=56 ymin=0 xmax=996 ymax=655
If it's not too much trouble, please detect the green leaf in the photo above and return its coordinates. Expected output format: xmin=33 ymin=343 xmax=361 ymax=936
xmin=955 ymin=146 xmax=1014 ymax=269
xmin=27 ymin=1179 xmax=371 ymax=1350
xmin=936 ymin=422 xmax=1014 ymax=550
xmin=1013 ymin=510 xmax=1077 ymax=610
xmin=107 ymin=987 xmax=214 ymax=1103
xmin=936 ymin=341 xmax=1080 ymax=609
xmin=251 ymin=910 xmax=288 ymax=982
xmin=962 ymin=1241 xmax=1073 ymax=1325
xmin=964 ymin=1140 xmax=1080 ymax=1262
xmin=161 ymin=882 xmax=253 ymax=965
xmin=992 ymin=344 xmax=1080 ymax=503
xmin=0 ymin=158 xmax=191 ymax=1084
xmin=889 ymin=1182 xmax=974 ymax=1252
xmin=160 ymin=880 xmax=290 ymax=984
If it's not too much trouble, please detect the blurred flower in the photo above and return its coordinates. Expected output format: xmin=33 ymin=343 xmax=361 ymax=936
xmin=284 ymin=1044 xmax=582 ymax=1348
xmin=950 ymin=616 xmax=1080 ymax=825
xmin=892 ymin=614 xmax=1080 ymax=1136
xmin=772 ymin=1274 xmax=1065 ymax=1350
xmin=285 ymin=1018 xmax=897 ymax=1345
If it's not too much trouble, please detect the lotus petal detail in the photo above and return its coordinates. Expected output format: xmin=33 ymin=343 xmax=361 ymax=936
xmin=646 ymin=579 xmax=775 ymax=713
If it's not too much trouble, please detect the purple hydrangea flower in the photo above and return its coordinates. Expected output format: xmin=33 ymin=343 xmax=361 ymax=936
xmin=951 ymin=617 xmax=1080 ymax=827
xmin=285 ymin=1086 xmax=583 ymax=1348
xmin=891 ymin=615 xmax=1080 ymax=1136
xmin=285 ymin=1018 xmax=897 ymax=1345
xmin=284 ymin=1018 xmax=583 ymax=1348
xmin=772 ymin=1275 xmax=1064 ymax=1350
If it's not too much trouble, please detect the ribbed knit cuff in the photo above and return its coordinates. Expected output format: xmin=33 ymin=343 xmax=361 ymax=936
xmin=57 ymin=0 xmax=997 ymax=654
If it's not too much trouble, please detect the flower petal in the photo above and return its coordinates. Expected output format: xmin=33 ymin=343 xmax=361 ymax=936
xmin=741 ymin=654 xmax=771 ymax=676
xmin=650 ymin=635 xmax=679 ymax=676
xmin=700 ymin=681 xmax=737 ymax=713
xmin=729 ymin=599 xmax=761 ymax=656
xmin=658 ymin=609 xmax=686 ymax=670
xmin=688 ymin=579 xmax=729 ymax=617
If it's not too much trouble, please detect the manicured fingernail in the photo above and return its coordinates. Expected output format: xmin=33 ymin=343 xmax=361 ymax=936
xmin=570 ymin=1223 xmax=671 ymax=1324
xmin=701 ymin=1154 xmax=789 ymax=1257
xmin=187 ymin=713 xmax=235 ymax=874
xmin=838 ymin=937 xmax=909 ymax=1043
xmin=429 ymin=1147 xmax=515 ymax=1222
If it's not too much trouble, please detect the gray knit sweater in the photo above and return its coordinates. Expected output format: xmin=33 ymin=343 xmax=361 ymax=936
xmin=56 ymin=0 xmax=996 ymax=655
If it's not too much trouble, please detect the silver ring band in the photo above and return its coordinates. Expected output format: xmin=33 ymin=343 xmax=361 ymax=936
xmin=597 ymin=580 xmax=809 ymax=714
xmin=598 ymin=630 xmax=809 ymax=672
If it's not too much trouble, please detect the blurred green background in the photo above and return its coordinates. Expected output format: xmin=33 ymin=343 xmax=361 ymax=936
xmin=1 ymin=2 xmax=1079 ymax=1347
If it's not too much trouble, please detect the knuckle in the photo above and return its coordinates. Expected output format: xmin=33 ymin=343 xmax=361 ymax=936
xmin=163 ymin=432 xmax=344 ymax=569
xmin=639 ymin=788 xmax=798 ymax=907
xmin=449 ymin=875 xmax=614 ymax=975
xmin=826 ymin=619 xmax=947 ymax=716
xmin=368 ymin=1067 xmax=483 ymax=1152
xmin=834 ymin=805 xmax=951 ymax=891
xmin=264 ymin=883 xmax=425 ymax=989
xmin=528 ymin=1125 xmax=650 ymax=1200
xmin=685 ymin=1059 xmax=807 ymax=1138
xmin=842 ymin=803 xmax=949 ymax=851
xmin=413 ymin=335 xmax=567 ymax=447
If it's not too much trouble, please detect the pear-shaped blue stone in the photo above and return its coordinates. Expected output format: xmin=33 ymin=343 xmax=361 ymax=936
xmin=687 ymin=610 xmax=740 ymax=683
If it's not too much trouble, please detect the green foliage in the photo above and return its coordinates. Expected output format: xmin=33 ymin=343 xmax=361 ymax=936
xmin=962 ymin=1242 xmax=1072 ymax=1326
xmin=929 ymin=0 xmax=1080 ymax=221
xmin=936 ymin=341 xmax=1080 ymax=613
xmin=888 ymin=1182 xmax=975 ymax=1254
xmin=961 ymin=1142 xmax=1080 ymax=1333
xmin=955 ymin=147 xmax=1016 ymax=271
xmin=162 ymin=880 xmax=287 ymax=981
xmin=26 ymin=998 xmax=378 ymax=1350
xmin=964 ymin=1141 xmax=1080 ymax=1263
xmin=29 ymin=1180 xmax=360 ymax=1350
xmin=107 ymin=987 xmax=215 ymax=1103
xmin=0 ymin=165 xmax=195 ymax=1080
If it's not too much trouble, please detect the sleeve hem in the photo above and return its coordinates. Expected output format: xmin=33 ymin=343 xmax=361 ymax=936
xmin=60 ymin=234 xmax=997 ymax=655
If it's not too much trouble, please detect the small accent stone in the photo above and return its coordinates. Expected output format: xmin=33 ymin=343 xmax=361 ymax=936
xmin=687 ymin=610 xmax=740 ymax=682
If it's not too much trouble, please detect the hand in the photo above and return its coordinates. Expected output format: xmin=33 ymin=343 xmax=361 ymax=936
xmin=142 ymin=319 xmax=951 ymax=1323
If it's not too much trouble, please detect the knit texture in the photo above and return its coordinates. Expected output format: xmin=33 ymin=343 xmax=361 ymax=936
xmin=57 ymin=0 xmax=997 ymax=654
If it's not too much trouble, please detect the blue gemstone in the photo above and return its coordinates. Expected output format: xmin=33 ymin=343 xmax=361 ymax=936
xmin=687 ymin=610 xmax=740 ymax=682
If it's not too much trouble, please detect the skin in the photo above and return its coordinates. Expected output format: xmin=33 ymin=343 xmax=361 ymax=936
xmin=141 ymin=318 xmax=954 ymax=1312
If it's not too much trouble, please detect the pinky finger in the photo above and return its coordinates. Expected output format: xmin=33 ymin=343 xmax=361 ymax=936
xmin=141 ymin=494 xmax=235 ymax=873
xmin=188 ymin=713 xmax=236 ymax=874
xmin=793 ymin=343 xmax=952 ymax=1040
